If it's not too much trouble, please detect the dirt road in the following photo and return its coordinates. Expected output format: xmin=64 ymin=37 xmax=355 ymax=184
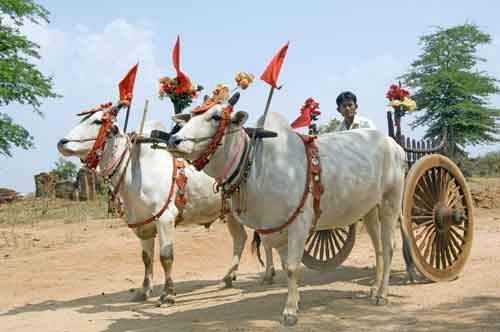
xmin=1 ymin=208 xmax=499 ymax=331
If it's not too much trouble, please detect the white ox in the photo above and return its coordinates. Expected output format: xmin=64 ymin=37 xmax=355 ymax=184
xmin=167 ymin=103 xmax=406 ymax=325
xmin=57 ymin=108 xmax=268 ymax=306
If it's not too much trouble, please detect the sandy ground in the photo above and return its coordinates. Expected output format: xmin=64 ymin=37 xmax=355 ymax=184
xmin=1 ymin=208 xmax=499 ymax=332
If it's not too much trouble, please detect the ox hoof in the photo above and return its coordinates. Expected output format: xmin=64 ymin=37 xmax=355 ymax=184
xmin=222 ymin=274 xmax=236 ymax=288
xmin=260 ymin=277 xmax=274 ymax=285
xmin=407 ymin=269 xmax=418 ymax=284
xmin=157 ymin=294 xmax=175 ymax=307
xmin=375 ymin=296 xmax=389 ymax=306
xmin=131 ymin=289 xmax=151 ymax=302
xmin=261 ymin=267 xmax=276 ymax=285
xmin=281 ymin=314 xmax=298 ymax=326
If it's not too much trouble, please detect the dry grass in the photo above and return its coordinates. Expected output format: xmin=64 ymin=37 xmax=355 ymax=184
xmin=0 ymin=196 xmax=110 ymax=226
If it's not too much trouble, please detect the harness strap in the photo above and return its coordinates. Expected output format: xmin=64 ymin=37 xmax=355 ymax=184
xmin=110 ymin=149 xmax=132 ymax=202
xmin=255 ymin=133 xmax=324 ymax=235
xmin=128 ymin=155 xmax=178 ymax=229
xmin=102 ymin=133 xmax=136 ymax=177
xmin=86 ymin=111 xmax=114 ymax=169
xmin=174 ymin=159 xmax=188 ymax=227
xmin=192 ymin=106 xmax=232 ymax=171
xmin=215 ymin=129 xmax=247 ymax=185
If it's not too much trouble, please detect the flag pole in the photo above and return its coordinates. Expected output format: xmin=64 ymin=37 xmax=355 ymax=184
xmin=123 ymin=103 xmax=132 ymax=133
xmin=261 ymin=86 xmax=276 ymax=127
xmin=250 ymin=86 xmax=275 ymax=142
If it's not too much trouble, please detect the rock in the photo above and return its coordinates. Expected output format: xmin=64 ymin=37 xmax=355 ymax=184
xmin=0 ymin=188 xmax=20 ymax=204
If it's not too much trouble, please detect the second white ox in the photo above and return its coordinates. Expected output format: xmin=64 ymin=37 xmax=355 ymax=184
xmin=57 ymin=106 xmax=258 ymax=306
xmin=167 ymin=102 xmax=406 ymax=325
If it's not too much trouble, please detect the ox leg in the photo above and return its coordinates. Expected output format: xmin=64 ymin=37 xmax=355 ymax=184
xmin=362 ymin=208 xmax=383 ymax=299
xmin=376 ymin=197 xmax=400 ymax=305
xmin=132 ymin=238 xmax=155 ymax=301
xmin=261 ymin=240 xmax=276 ymax=285
xmin=222 ymin=214 xmax=248 ymax=288
xmin=157 ymin=219 xmax=176 ymax=307
xmin=279 ymin=220 xmax=309 ymax=326
xmin=400 ymin=215 xmax=418 ymax=283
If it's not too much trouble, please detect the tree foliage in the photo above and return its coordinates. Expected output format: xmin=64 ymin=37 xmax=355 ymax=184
xmin=318 ymin=117 xmax=342 ymax=134
xmin=0 ymin=0 xmax=59 ymax=156
xmin=401 ymin=24 xmax=500 ymax=158
xmin=53 ymin=157 xmax=78 ymax=182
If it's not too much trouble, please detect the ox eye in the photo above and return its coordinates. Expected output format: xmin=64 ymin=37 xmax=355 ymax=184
xmin=93 ymin=119 xmax=103 ymax=125
xmin=212 ymin=114 xmax=221 ymax=121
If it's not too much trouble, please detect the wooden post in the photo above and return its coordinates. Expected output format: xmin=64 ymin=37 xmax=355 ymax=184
xmin=139 ymin=99 xmax=149 ymax=136
xmin=387 ymin=111 xmax=395 ymax=139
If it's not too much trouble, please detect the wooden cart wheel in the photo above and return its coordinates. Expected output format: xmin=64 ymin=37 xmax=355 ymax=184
xmin=402 ymin=154 xmax=474 ymax=282
xmin=301 ymin=224 xmax=356 ymax=271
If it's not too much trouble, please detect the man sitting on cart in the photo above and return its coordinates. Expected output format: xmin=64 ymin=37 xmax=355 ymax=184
xmin=335 ymin=91 xmax=375 ymax=131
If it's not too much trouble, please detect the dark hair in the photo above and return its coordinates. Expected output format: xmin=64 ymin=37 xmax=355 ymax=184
xmin=336 ymin=91 xmax=357 ymax=107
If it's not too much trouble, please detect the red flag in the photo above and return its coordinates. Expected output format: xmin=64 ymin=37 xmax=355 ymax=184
xmin=260 ymin=42 xmax=289 ymax=88
xmin=172 ymin=35 xmax=181 ymax=75
xmin=119 ymin=63 xmax=139 ymax=102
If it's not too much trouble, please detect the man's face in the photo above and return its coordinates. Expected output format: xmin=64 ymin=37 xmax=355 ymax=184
xmin=337 ymin=100 xmax=358 ymax=120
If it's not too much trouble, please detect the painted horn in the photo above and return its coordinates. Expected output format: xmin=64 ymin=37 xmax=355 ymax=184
xmin=228 ymin=92 xmax=240 ymax=107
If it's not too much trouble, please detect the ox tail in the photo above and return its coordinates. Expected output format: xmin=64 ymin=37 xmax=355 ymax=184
xmin=251 ymin=231 xmax=265 ymax=267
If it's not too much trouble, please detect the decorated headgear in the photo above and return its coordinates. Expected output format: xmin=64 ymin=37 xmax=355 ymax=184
xmin=158 ymin=36 xmax=203 ymax=114
xmin=291 ymin=97 xmax=321 ymax=129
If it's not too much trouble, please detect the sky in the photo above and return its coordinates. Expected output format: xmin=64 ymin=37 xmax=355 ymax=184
xmin=1 ymin=0 xmax=500 ymax=193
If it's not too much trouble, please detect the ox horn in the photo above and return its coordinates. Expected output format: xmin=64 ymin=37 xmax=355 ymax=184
xmin=228 ymin=92 xmax=240 ymax=107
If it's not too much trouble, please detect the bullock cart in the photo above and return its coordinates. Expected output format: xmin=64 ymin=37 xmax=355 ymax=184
xmin=302 ymin=111 xmax=474 ymax=282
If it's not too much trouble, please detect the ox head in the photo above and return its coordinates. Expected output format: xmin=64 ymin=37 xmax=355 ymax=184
xmin=57 ymin=104 xmax=122 ymax=162
xmin=167 ymin=93 xmax=247 ymax=162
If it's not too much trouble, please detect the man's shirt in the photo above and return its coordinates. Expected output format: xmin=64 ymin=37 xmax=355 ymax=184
xmin=336 ymin=115 xmax=376 ymax=131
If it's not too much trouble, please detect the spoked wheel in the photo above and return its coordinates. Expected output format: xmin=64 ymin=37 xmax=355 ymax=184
xmin=402 ymin=154 xmax=474 ymax=282
xmin=301 ymin=224 xmax=356 ymax=272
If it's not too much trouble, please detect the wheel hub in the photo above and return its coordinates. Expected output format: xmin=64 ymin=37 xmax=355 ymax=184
xmin=433 ymin=204 xmax=464 ymax=232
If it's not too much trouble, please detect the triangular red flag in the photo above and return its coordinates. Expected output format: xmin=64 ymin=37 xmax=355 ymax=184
xmin=172 ymin=35 xmax=181 ymax=75
xmin=260 ymin=42 xmax=289 ymax=88
xmin=119 ymin=63 xmax=139 ymax=102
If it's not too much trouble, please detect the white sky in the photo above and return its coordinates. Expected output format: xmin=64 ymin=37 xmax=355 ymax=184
xmin=1 ymin=0 xmax=500 ymax=193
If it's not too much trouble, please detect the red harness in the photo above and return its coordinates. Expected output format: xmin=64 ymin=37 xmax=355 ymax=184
xmin=82 ymin=108 xmax=189 ymax=229
xmin=85 ymin=110 xmax=116 ymax=170
xmin=255 ymin=133 xmax=324 ymax=235
xmin=192 ymin=105 xmax=232 ymax=171
xmin=128 ymin=158 xmax=188 ymax=228
xmin=189 ymin=100 xmax=324 ymax=235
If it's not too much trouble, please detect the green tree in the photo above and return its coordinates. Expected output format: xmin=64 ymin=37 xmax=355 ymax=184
xmin=53 ymin=157 xmax=78 ymax=181
xmin=0 ymin=0 xmax=59 ymax=156
xmin=318 ymin=117 xmax=341 ymax=134
xmin=401 ymin=24 xmax=500 ymax=158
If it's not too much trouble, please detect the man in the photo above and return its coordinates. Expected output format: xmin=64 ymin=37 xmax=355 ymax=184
xmin=335 ymin=91 xmax=375 ymax=131
xmin=334 ymin=91 xmax=418 ymax=282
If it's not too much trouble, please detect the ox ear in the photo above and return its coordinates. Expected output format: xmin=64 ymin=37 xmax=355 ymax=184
xmin=231 ymin=111 xmax=248 ymax=127
xmin=172 ymin=113 xmax=192 ymax=125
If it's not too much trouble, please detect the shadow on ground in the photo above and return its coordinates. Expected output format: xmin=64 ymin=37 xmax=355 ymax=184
xmin=2 ymin=265 xmax=498 ymax=332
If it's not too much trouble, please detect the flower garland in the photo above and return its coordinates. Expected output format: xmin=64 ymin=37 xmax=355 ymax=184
xmin=386 ymin=82 xmax=416 ymax=115
xmin=159 ymin=72 xmax=203 ymax=114
xmin=192 ymin=72 xmax=255 ymax=114
xmin=234 ymin=72 xmax=255 ymax=90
